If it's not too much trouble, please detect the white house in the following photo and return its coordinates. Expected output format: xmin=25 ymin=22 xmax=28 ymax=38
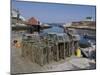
xmin=11 ymin=8 xmax=26 ymax=26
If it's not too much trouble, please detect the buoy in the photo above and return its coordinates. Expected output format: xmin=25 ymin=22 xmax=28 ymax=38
xmin=13 ymin=40 xmax=21 ymax=48
xmin=76 ymin=48 xmax=81 ymax=57
xmin=15 ymin=42 xmax=21 ymax=48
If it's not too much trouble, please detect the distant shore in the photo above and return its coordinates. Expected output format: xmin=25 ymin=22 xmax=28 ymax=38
xmin=66 ymin=26 xmax=96 ymax=30
xmin=12 ymin=25 xmax=52 ymax=31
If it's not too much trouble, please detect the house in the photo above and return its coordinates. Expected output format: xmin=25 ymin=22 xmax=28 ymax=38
xmin=11 ymin=8 xmax=25 ymax=25
xmin=25 ymin=17 xmax=41 ymax=33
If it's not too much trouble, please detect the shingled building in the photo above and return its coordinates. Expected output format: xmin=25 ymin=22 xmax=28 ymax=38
xmin=25 ymin=17 xmax=41 ymax=33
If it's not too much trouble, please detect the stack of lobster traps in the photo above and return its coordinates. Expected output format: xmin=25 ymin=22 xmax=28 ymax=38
xmin=21 ymin=31 xmax=80 ymax=66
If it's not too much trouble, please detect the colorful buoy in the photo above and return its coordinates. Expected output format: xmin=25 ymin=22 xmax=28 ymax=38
xmin=76 ymin=48 xmax=81 ymax=57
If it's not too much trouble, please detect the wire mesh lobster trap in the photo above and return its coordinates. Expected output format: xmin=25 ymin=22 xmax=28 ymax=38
xmin=21 ymin=32 xmax=80 ymax=66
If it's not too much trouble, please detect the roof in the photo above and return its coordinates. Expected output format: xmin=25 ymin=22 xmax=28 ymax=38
xmin=26 ymin=17 xmax=39 ymax=25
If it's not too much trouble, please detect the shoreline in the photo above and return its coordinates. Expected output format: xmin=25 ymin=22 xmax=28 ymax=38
xmin=66 ymin=26 xmax=96 ymax=30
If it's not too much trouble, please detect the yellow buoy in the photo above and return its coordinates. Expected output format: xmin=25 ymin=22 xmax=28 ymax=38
xmin=76 ymin=48 xmax=81 ymax=57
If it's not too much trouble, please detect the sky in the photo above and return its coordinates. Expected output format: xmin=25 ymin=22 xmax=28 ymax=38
xmin=12 ymin=0 xmax=96 ymax=23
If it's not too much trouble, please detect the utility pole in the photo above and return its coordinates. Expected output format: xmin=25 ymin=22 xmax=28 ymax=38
xmin=17 ymin=9 xmax=20 ymax=24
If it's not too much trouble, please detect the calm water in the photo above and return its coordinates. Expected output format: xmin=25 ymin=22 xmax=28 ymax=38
xmin=12 ymin=24 xmax=96 ymax=46
xmin=42 ymin=24 xmax=96 ymax=45
xmin=43 ymin=26 xmax=64 ymax=33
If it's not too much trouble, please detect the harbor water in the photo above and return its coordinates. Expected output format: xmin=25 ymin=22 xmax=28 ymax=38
xmin=12 ymin=24 xmax=96 ymax=48
xmin=42 ymin=24 xmax=96 ymax=47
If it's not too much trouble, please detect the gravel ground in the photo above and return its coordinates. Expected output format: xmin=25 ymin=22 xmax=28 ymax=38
xmin=11 ymin=32 xmax=96 ymax=74
xmin=11 ymin=46 xmax=96 ymax=74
